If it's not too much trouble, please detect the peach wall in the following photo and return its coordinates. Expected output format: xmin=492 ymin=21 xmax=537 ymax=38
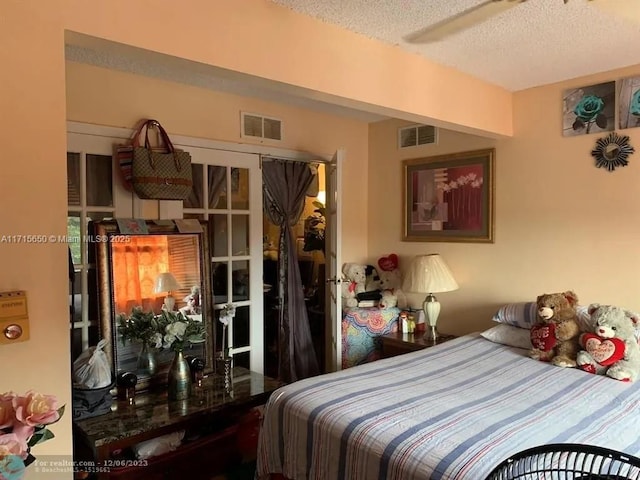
xmin=0 ymin=0 xmax=72 ymax=469
xmin=63 ymin=0 xmax=510 ymax=137
xmin=65 ymin=62 xmax=369 ymax=262
xmin=369 ymin=65 xmax=640 ymax=336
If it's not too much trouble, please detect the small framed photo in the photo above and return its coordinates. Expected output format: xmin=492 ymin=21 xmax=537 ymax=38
xmin=403 ymin=148 xmax=494 ymax=243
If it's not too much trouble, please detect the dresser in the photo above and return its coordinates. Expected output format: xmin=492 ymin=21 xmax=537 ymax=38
xmin=73 ymin=368 xmax=282 ymax=480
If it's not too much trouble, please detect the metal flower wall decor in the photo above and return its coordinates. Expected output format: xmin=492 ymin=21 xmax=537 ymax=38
xmin=591 ymin=132 xmax=635 ymax=172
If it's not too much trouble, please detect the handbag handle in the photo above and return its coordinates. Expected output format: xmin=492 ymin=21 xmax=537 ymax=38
xmin=131 ymin=119 xmax=183 ymax=172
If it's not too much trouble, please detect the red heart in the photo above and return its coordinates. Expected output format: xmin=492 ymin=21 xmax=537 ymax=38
xmin=582 ymin=333 xmax=626 ymax=366
xmin=530 ymin=323 xmax=556 ymax=352
xmin=378 ymin=254 xmax=399 ymax=272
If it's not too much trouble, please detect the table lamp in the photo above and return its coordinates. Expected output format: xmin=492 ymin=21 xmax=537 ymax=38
xmin=154 ymin=272 xmax=181 ymax=311
xmin=402 ymin=254 xmax=458 ymax=342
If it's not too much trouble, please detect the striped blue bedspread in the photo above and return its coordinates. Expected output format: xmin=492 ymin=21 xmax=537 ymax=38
xmin=256 ymin=334 xmax=640 ymax=480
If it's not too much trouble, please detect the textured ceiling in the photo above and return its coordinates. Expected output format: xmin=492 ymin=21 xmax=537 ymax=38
xmin=270 ymin=0 xmax=640 ymax=92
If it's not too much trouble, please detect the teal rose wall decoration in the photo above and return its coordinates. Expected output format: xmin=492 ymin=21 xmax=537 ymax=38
xmin=630 ymin=89 xmax=640 ymax=117
xmin=573 ymin=94 xmax=607 ymax=133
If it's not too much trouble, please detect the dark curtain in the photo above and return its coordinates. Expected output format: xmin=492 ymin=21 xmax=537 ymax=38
xmin=263 ymin=159 xmax=320 ymax=383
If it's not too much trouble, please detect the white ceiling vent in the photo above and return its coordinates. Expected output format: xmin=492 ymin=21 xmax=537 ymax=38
xmin=398 ymin=124 xmax=437 ymax=149
xmin=241 ymin=112 xmax=282 ymax=141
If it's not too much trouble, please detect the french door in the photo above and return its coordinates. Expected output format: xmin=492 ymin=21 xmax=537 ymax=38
xmin=180 ymin=146 xmax=263 ymax=373
xmin=67 ymin=123 xmax=264 ymax=374
xmin=325 ymin=150 xmax=344 ymax=371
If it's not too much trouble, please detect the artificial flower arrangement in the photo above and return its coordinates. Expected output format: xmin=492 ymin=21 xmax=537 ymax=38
xmin=116 ymin=306 xmax=162 ymax=348
xmin=0 ymin=391 xmax=65 ymax=477
xmin=218 ymin=303 xmax=236 ymax=359
xmin=117 ymin=307 xmax=206 ymax=352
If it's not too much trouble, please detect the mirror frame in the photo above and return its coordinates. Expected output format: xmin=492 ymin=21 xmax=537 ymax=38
xmin=93 ymin=220 xmax=214 ymax=386
xmin=591 ymin=132 xmax=635 ymax=172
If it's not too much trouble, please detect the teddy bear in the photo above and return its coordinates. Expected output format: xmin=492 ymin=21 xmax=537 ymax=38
xmin=576 ymin=304 xmax=640 ymax=382
xmin=341 ymin=262 xmax=366 ymax=308
xmin=377 ymin=254 xmax=407 ymax=309
xmin=364 ymin=264 xmax=381 ymax=292
xmin=529 ymin=290 xmax=581 ymax=367
xmin=378 ymin=290 xmax=397 ymax=309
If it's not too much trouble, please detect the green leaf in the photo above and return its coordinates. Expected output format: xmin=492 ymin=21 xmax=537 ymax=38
xmin=30 ymin=429 xmax=54 ymax=446
xmin=572 ymin=118 xmax=584 ymax=131
xmin=595 ymin=113 xmax=608 ymax=129
xmin=47 ymin=405 xmax=66 ymax=425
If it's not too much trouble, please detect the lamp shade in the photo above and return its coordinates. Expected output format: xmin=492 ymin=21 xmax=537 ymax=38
xmin=154 ymin=272 xmax=181 ymax=293
xmin=402 ymin=254 xmax=458 ymax=294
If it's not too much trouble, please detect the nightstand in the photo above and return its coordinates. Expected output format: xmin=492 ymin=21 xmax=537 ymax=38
xmin=381 ymin=331 xmax=458 ymax=359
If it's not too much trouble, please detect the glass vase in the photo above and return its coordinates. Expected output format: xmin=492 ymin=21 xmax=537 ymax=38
xmin=136 ymin=341 xmax=157 ymax=376
xmin=168 ymin=350 xmax=192 ymax=401
xmin=215 ymin=356 xmax=233 ymax=391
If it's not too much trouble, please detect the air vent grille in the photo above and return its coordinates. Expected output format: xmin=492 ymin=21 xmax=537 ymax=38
xmin=241 ymin=112 xmax=282 ymax=141
xmin=399 ymin=124 xmax=437 ymax=148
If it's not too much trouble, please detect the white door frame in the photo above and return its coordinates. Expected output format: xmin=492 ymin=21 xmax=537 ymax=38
xmin=325 ymin=150 xmax=344 ymax=372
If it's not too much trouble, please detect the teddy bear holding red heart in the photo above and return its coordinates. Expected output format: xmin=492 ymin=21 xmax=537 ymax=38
xmin=529 ymin=291 xmax=581 ymax=367
xmin=576 ymin=304 xmax=640 ymax=382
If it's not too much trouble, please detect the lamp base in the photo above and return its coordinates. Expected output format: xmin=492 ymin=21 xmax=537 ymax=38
xmin=422 ymin=293 xmax=441 ymax=345
xmin=163 ymin=295 xmax=176 ymax=312
xmin=423 ymin=325 xmax=440 ymax=345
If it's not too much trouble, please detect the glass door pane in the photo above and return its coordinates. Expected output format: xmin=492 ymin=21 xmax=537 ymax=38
xmin=86 ymin=154 xmax=113 ymax=207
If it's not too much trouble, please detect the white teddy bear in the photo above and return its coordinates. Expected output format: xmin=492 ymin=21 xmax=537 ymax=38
xmin=577 ymin=304 xmax=640 ymax=382
xmin=378 ymin=290 xmax=397 ymax=309
xmin=378 ymin=269 xmax=407 ymax=309
xmin=341 ymin=263 xmax=366 ymax=308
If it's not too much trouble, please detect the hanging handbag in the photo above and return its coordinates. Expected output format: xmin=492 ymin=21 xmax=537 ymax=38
xmin=116 ymin=119 xmax=193 ymax=200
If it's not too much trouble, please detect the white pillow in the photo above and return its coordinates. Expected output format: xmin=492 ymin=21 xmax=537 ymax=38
xmin=481 ymin=324 xmax=531 ymax=350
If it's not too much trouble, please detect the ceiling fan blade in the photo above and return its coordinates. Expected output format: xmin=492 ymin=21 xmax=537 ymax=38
xmin=405 ymin=0 xmax=526 ymax=44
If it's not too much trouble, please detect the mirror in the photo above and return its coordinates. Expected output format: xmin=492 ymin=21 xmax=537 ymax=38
xmin=94 ymin=220 xmax=213 ymax=389
xmin=591 ymin=132 xmax=635 ymax=172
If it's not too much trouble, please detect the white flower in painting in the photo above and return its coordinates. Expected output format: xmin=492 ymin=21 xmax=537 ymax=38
xmin=436 ymin=182 xmax=446 ymax=191
xmin=471 ymin=178 xmax=483 ymax=188
xmin=449 ymin=181 xmax=459 ymax=189
xmin=467 ymin=173 xmax=477 ymax=182
xmin=441 ymin=183 xmax=452 ymax=192
xmin=457 ymin=175 xmax=469 ymax=186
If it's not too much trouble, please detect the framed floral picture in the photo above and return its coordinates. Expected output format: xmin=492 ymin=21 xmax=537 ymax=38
xmin=619 ymin=76 xmax=640 ymax=130
xmin=403 ymin=148 xmax=494 ymax=243
xmin=562 ymin=81 xmax=615 ymax=137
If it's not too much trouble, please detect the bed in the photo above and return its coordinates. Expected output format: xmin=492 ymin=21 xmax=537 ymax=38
xmin=256 ymin=332 xmax=640 ymax=480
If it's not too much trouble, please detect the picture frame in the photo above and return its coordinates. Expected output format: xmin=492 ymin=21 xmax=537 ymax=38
xmin=403 ymin=148 xmax=495 ymax=243
xmin=562 ymin=81 xmax=615 ymax=137
xmin=618 ymin=75 xmax=640 ymax=130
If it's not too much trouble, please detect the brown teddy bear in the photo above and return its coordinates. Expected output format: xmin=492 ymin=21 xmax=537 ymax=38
xmin=529 ymin=291 xmax=581 ymax=367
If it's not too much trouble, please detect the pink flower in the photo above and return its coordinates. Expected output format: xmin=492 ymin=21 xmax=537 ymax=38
xmin=0 ymin=433 xmax=28 ymax=460
xmin=0 ymin=393 xmax=16 ymax=430
xmin=10 ymin=423 xmax=34 ymax=447
xmin=12 ymin=392 xmax=59 ymax=427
